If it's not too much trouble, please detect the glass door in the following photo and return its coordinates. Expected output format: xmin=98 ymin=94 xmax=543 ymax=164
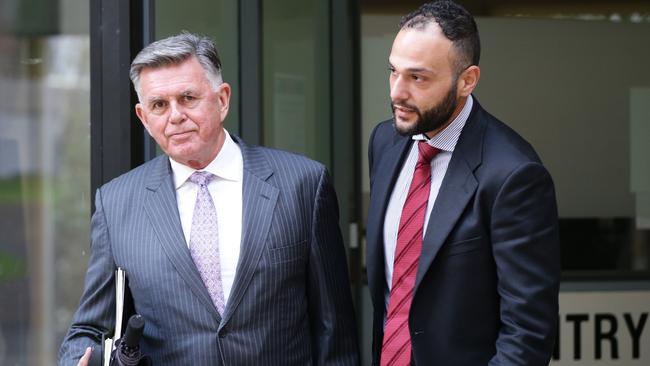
xmin=154 ymin=0 xmax=240 ymax=134
xmin=153 ymin=0 xmax=362 ymax=357
xmin=0 ymin=1 xmax=91 ymax=364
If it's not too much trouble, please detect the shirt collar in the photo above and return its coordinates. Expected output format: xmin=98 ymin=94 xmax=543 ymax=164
xmin=412 ymin=94 xmax=473 ymax=152
xmin=170 ymin=129 xmax=243 ymax=189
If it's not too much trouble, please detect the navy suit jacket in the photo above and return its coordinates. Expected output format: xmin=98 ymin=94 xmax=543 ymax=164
xmin=59 ymin=136 xmax=359 ymax=365
xmin=366 ymin=100 xmax=560 ymax=365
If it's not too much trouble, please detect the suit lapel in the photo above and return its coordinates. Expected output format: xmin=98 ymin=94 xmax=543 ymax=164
xmin=219 ymin=137 xmax=278 ymax=330
xmin=414 ymin=102 xmax=486 ymax=291
xmin=366 ymin=129 xmax=413 ymax=307
xmin=143 ymin=156 xmax=222 ymax=322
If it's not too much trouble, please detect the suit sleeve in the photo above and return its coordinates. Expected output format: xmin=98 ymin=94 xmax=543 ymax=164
xmin=58 ymin=188 xmax=117 ymax=366
xmin=367 ymin=121 xmax=382 ymax=190
xmin=489 ymin=162 xmax=561 ymax=366
xmin=306 ymin=168 xmax=360 ymax=366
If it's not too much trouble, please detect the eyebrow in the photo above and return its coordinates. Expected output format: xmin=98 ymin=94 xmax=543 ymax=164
xmin=389 ymin=61 xmax=434 ymax=74
xmin=145 ymin=89 xmax=198 ymax=103
xmin=145 ymin=96 xmax=164 ymax=105
xmin=405 ymin=67 xmax=432 ymax=74
xmin=180 ymin=88 xmax=197 ymax=96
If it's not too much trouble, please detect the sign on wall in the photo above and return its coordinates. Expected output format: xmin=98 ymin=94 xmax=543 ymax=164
xmin=552 ymin=291 xmax=649 ymax=365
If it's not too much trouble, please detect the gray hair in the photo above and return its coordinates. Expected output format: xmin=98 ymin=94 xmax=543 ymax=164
xmin=130 ymin=32 xmax=223 ymax=100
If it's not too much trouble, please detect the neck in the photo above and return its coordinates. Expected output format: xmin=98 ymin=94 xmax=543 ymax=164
xmin=424 ymin=95 xmax=468 ymax=138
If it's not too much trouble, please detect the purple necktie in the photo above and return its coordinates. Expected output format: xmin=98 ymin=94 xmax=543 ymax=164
xmin=188 ymin=171 xmax=225 ymax=315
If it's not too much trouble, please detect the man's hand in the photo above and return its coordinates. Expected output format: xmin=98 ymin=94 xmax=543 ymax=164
xmin=76 ymin=347 xmax=92 ymax=366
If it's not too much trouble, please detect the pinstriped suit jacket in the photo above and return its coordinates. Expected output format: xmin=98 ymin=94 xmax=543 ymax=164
xmin=59 ymin=136 xmax=360 ymax=365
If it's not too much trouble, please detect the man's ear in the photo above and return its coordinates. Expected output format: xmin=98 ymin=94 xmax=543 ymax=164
xmin=457 ymin=65 xmax=480 ymax=98
xmin=216 ymin=83 xmax=232 ymax=120
xmin=135 ymin=103 xmax=151 ymax=134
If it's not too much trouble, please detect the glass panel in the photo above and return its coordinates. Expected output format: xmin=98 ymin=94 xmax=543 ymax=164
xmin=476 ymin=15 xmax=650 ymax=275
xmin=155 ymin=0 xmax=240 ymax=135
xmin=360 ymin=2 xmax=650 ymax=277
xmin=262 ymin=0 xmax=331 ymax=167
xmin=0 ymin=0 xmax=90 ymax=364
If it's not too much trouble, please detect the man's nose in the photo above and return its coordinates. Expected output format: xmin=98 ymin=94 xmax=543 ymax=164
xmin=390 ymin=76 xmax=408 ymax=102
xmin=169 ymin=102 xmax=186 ymax=124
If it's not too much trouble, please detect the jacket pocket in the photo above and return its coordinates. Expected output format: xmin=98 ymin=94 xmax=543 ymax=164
xmin=441 ymin=236 xmax=484 ymax=257
xmin=268 ymin=240 xmax=307 ymax=264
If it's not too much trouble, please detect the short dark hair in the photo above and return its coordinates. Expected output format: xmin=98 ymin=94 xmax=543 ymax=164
xmin=400 ymin=1 xmax=480 ymax=75
xmin=130 ymin=32 xmax=223 ymax=99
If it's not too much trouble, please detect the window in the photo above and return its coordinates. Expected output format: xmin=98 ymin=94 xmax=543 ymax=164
xmin=360 ymin=0 xmax=650 ymax=278
xmin=0 ymin=1 xmax=90 ymax=363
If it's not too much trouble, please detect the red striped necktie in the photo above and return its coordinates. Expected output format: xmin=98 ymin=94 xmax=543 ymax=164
xmin=381 ymin=141 xmax=440 ymax=366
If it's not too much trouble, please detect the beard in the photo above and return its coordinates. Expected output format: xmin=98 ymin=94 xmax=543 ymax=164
xmin=392 ymin=83 xmax=458 ymax=137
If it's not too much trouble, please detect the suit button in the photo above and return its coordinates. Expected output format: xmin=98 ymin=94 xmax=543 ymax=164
xmin=219 ymin=330 xmax=227 ymax=338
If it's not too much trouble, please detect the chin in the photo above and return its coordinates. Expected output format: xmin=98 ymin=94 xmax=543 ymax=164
xmin=168 ymin=148 xmax=196 ymax=162
xmin=394 ymin=119 xmax=414 ymax=133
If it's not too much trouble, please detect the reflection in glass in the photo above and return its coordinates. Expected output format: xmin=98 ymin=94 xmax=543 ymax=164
xmin=0 ymin=2 xmax=90 ymax=364
xmin=262 ymin=0 xmax=331 ymax=168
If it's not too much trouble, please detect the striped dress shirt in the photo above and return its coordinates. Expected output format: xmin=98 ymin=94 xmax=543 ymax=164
xmin=383 ymin=95 xmax=474 ymax=304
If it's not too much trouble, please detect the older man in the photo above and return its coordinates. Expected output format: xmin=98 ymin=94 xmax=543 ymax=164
xmin=59 ymin=32 xmax=359 ymax=365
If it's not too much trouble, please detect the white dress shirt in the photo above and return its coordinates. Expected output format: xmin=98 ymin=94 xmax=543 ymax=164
xmin=170 ymin=130 xmax=243 ymax=303
xmin=383 ymin=96 xmax=474 ymax=304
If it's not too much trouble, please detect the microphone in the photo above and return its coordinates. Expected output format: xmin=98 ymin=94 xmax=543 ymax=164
xmin=113 ymin=315 xmax=145 ymax=366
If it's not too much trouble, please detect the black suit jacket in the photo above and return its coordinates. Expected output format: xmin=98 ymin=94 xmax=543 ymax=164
xmin=366 ymin=99 xmax=560 ymax=365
